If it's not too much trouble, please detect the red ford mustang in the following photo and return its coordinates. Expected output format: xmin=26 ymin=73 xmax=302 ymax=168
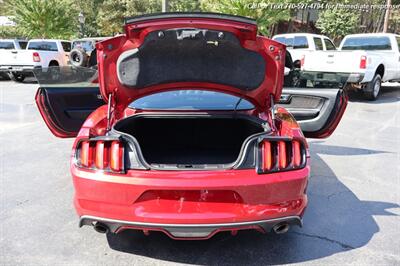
xmin=35 ymin=13 xmax=347 ymax=240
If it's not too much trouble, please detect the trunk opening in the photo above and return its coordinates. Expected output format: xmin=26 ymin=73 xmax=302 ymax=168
xmin=113 ymin=115 xmax=267 ymax=169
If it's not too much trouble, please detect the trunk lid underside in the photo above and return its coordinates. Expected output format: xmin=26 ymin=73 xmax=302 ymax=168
xmin=96 ymin=13 xmax=285 ymax=110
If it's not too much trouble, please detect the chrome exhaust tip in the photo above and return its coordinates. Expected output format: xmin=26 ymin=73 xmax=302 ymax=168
xmin=93 ymin=222 xmax=109 ymax=234
xmin=273 ymin=222 xmax=290 ymax=234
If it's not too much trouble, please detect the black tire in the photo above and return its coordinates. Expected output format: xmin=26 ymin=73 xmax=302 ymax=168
xmin=69 ymin=47 xmax=89 ymax=67
xmin=0 ymin=72 xmax=11 ymax=80
xmin=364 ymin=74 xmax=381 ymax=101
xmin=11 ymin=72 xmax=25 ymax=82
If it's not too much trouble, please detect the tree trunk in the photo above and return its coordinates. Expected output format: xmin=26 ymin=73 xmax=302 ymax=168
xmin=383 ymin=0 xmax=392 ymax=32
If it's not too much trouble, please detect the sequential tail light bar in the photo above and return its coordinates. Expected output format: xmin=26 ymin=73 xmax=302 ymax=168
xmin=76 ymin=139 xmax=125 ymax=173
xmin=257 ymin=137 xmax=306 ymax=174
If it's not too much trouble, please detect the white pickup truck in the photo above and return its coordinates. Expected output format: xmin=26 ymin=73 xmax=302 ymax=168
xmin=298 ymin=33 xmax=400 ymax=100
xmin=273 ymin=33 xmax=337 ymax=64
xmin=0 ymin=39 xmax=71 ymax=82
xmin=0 ymin=39 xmax=28 ymax=79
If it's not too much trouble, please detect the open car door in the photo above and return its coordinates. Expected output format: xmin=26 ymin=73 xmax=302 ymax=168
xmin=278 ymin=51 xmax=348 ymax=139
xmin=34 ymin=67 xmax=104 ymax=138
xmin=278 ymin=87 xmax=347 ymax=138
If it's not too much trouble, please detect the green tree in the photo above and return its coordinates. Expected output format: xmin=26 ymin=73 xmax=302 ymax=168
xmin=6 ymin=0 xmax=76 ymax=39
xmin=169 ymin=0 xmax=201 ymax=11
xmin=0 ymin=26 xmax=24 ymax=38
xmin=316 ymin=2 xmax=360 ymax=42
xmin=200 ymin=0 xmax=300 ymax=35
xmin=0 ymin=0 xmax=9 ymax=15
xmin=96 ymin=0 xmax=161 ymax=36
xmin=72 ymin=0 xmax=105 ymax=37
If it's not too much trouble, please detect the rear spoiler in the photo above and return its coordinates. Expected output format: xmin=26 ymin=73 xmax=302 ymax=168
xmin=125 ymin=12 xmax=257 ymax=26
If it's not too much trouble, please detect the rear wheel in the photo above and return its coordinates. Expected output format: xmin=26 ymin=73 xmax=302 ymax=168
xmin=364 ymin=74 xmax=381 ymax=101
xmin=11 ymin=72 xmax=25 ymax=82
xmin=0 ymin=72 xmax=10 ymax=80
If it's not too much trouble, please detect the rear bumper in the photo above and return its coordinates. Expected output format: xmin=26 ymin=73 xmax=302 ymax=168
xmin=0 ymin=65 xmax=41 ymax=73
xmin=72 ymin=164 xmax=309 ymax=238
xmin=80 ymin=215 xmax=302 ymax=239
xmin=301 ymin=71 xmax=365 ymax=84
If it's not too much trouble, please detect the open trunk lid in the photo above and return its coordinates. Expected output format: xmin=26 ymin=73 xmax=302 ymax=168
xmin=96 ymin=12 xmax=285 ymax=110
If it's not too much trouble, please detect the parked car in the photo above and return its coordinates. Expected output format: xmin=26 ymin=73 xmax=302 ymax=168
xmin=299 ymin=33 xmax=400 ymax=100
xmin=273 ymin=33 xmax=337 ymax=64
xmin=69 ymin=37 xmax=110 ymax=68
xmin=0 ymin=39 xmax=28 ymax=79
xmin=0 ymin=39 xmax=71 ymax=82
xmin=0 ymin=39 xmax=28 ymax=50
xmin=35 ymin=13 xmax=347 ymax=240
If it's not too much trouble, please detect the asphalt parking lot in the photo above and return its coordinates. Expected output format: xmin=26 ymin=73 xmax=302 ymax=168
xmin=0 ymin=77 xmax=399 ymax=265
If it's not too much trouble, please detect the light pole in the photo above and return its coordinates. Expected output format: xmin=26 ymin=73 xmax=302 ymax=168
xmin=162 ymin=0 xmax=168 ymax=12
xmin=78 ymin=12 xmax=85 ymax=38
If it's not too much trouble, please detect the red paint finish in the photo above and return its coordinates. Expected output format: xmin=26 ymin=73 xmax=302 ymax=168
xmin=72 ymin=164 xmax=308 ymax=224
xmin=34 ymin=14 xmax=347 ymax=240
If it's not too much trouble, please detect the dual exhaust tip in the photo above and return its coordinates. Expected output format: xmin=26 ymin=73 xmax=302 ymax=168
xmin=92 ymin=221 xmax=290 ymax=235
xmin=93 ymin=222 xmax=109 ymax=234
xmin=272 ymin=222 xmax=290 ymax=234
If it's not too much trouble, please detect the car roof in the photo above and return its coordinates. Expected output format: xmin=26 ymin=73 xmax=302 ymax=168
xmin=28 ymin=39 xmax=70 ymax=42
xmin=273 ymin=33 xmax=330 ymax=39
xmin=343 ymin=33 xmax=399 ymax=38
xmin=0 ymin=39 xmax=28 ymax=41
xmin=72 ymin=37 xmax=111 ymax=42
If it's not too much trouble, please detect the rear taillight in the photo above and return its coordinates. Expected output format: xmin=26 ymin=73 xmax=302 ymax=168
xmin=259 ymin=139 xmax=306 ymax=173
xmin=32 ymin=52 xmax=41 ymax=62
xmin=110 ymin=141 xmax=123 ymax=172
xmin=76 ymin=139 xmax=124 ymax=173
xmin=300 ymin=55 xmax=305 ymax=68
xmin=278 ymin=141 xmax=287 ymax=169
xmin=261 ymin=141 xmax=272 ymax=171
xmin=359 ymin=55 xmax=367 ymax=69
xmin=80 ymin=141 xmax=93 ymax=167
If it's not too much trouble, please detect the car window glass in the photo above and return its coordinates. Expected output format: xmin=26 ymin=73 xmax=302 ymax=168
xmin=129 ymin=90 xmax=255 ymax=110
xmin=18 ymin=41 xmax=28 ymax=49
xmin=324 ymin=39 xmax=336 ymax=50
xmin=27 ymin=41 xmax=58 ymax=51
xmin=342 ymin=37 xmax=392 ymax=50
xmin=293 ymin=36 xmax=308 ymax=49
xmin=72 ymin=41 xmax=94 ymax=52
xmin=314 ymin=37 xmax=324 ymax=50
xmin=0 ymin=41 xmax=15 ymax=49
xmin=396 ymin=37 xmax=400 ymax=52
xmin=274 ymin=37 xmax=294 ymax=48
xmin=61 ymin=42 xmax=71 ymax=52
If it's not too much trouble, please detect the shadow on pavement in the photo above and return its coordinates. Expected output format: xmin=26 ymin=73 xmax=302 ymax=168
xmin=105 ymin=142 xmax=399 ymax=265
